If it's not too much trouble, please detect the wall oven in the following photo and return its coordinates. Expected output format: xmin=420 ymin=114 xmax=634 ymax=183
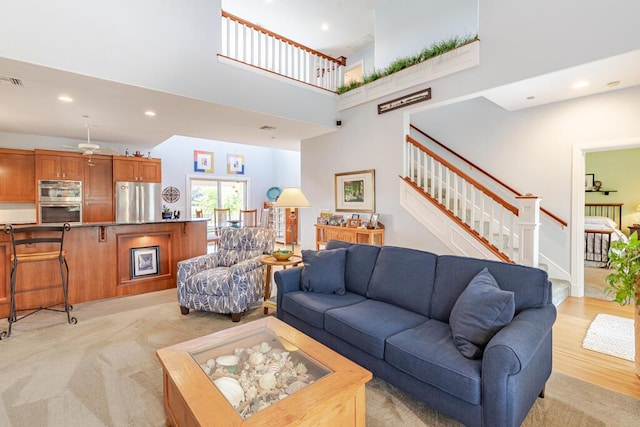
xmin=38 ymin=180 xmax=83 ymax=224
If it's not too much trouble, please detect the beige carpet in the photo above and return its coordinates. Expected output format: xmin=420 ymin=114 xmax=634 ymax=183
xmin=1 ymin=289 xmax=639 ymax=427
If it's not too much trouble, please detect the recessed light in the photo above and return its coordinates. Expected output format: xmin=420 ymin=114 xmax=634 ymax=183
xmin=144 ymin=111 xmax=156 ymax=117
xmin=572 ymin=81 xmax=589 ymax=89
xmin=321 ymin=22 xmax=329 ymax=32
xmin=58 ymin=95 xmax=73 ymax=102
xmin=606 ymin=80 xmax=621 ymax=88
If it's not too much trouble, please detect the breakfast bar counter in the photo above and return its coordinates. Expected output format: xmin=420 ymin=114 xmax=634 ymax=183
xmin=0 ymin=220 xmax=208 ymax=319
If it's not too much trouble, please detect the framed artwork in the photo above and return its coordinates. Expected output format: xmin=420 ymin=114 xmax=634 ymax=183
xmin=370 ymin=213 xmax=380 ymax=229
xmin=335 ymin=169 xmax=375 ymax=212
xmin=227 ymin=154 xmax=245 ymax=175
xmin=194 ymin=150 xmax=214 ymax=173
xmin=351 ymin=213 xmax=360 ymax=219
xmin=585 ymin=174 xmax=595 ymax=190
xmin=347 ymin=218 xmax=361 ymax=228
xmin=130 ymin=246 xmax=160 ymax=279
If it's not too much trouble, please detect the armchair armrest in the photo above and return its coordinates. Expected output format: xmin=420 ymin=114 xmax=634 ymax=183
xmin=481 ymin=304 xmax=557 ymax=427
xmin=177 ymin=253 xmax=219 ymax=288
xmin=229 ymin=257 xmax=263 ymax=275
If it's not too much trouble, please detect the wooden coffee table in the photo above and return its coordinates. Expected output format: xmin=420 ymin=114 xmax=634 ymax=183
xmin=156 ymin=317 xmax=372 ymax=426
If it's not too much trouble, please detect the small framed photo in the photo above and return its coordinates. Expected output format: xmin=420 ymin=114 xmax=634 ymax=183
xmin=347 ymin=218 xmax=361 ymax=228
xmin=585 ymin=174 xmax=595 ymax=190
xmin=317 ymin=217 xmax=329 ymax=225
xmin=351 ymin=213 xmax=360 ymax=219
xmin=370 ymin=213 xmax=380 ymax=229
xmin=130 ymin=246 xmax=160 ymax=279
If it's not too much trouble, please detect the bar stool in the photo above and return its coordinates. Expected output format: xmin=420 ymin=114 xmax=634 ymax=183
xmin=1 ymin=224 xmax=77 ymax=339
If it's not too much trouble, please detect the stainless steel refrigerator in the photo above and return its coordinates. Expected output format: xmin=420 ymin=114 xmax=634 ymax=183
xmin=115 ymin=181 xmax=162 ymax=223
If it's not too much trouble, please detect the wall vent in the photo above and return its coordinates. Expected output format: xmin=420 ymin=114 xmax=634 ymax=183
xmin=0 ymin=76 xmax=24 ymax=86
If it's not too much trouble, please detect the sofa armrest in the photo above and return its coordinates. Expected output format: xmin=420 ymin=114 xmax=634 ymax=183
xmin=274 ymin=266 xmax=303 ymax=294
xmin=481 ymin=304 xmax=557 ymax=427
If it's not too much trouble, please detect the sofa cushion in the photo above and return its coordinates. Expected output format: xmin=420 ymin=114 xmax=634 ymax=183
xmin=449 ymin=268 xmax=515 ymax=359
xmin=430 ymin=255 xmax=550 ymax=322
xmin=366 ymin=246 xmax=437 ymax=316
xmin=325 ymin=299 xmax=427 ymax=359
xmin=385 ymin=319 xmax=482 ymax=405
xmin=301 ymin=248 xmax=347 ymax=294
xmin=281 ymin=291 xmax=366 ymax=329
xmin=325 ymin=240 xmax=380 ymax=296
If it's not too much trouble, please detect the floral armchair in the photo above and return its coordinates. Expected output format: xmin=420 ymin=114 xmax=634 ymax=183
xmin=177 ymin=227 xmax=275 ymax=321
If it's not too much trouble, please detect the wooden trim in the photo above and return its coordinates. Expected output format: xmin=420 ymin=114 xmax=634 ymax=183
xmin=401 ymin=176 xmax=512 ymax=263
xmin=406 ymin=135 xmax=518 ymax=216
xmin=409 ymin=125 xmax=568 ymax=228
xmin=221 ymin=10 xmax=344 ymax=65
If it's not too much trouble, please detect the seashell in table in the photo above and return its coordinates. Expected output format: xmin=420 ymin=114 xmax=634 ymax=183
xmin=213 ymin=377 xmax=245 ymax=408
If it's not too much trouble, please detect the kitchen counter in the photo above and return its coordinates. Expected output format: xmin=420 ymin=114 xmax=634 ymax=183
xmin=0 ymin=220 xmax=208 ymax=319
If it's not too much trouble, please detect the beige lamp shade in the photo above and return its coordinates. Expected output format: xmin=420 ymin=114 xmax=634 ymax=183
xmin=274 ymin=187 xmax=311 ymax=208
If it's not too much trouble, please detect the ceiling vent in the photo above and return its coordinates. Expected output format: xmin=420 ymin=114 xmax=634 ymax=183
xmin=260 ymin=125 xmax=276 ymax=131
xmin=0 ymin=76 xmax=24 ymax=86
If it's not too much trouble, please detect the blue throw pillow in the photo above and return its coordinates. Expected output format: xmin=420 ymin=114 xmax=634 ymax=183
xmin=301 ymin=248 xmax=347 ymax=295
xmin=449 ymin=268 xmax=515 ymax=359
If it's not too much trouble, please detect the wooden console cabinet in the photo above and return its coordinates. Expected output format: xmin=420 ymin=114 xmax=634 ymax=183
xmin=315 ymin=223 xmax=384 ymax=250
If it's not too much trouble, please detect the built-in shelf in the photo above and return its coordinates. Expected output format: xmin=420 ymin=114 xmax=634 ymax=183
xmin=585 ymin=189 xmax=617 ymax=195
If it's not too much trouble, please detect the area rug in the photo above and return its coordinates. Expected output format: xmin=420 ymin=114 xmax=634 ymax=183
xmin=1 ymin=290 xmax=639 ymax=426
xmin=582 ymin=313 xmax=635 ymax=361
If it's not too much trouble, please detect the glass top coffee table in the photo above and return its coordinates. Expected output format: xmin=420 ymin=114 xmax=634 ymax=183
xmin=156 ymin=317 xmax=372 ymax=426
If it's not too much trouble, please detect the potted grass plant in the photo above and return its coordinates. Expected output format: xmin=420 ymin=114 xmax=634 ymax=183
xmin=605 ymin=231 xmax=640 ymax=376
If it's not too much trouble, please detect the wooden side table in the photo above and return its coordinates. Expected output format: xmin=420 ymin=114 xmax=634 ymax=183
xmin=628 ymin=225 xmax=640 ymax=237
xmin=259 ymin=254 xmax=303 ymax=314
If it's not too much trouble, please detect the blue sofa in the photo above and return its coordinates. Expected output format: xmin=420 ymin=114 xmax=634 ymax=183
xmin=274 ymin=240 xmax=556 ymax=427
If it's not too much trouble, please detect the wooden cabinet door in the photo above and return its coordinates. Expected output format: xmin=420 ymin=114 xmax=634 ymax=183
xmin=84 ymin=200 xmax=114 ymax=223
xmin=139 ymin=160 xmax=161 ymax=182
xmin=36 ymin=152 xmax=84 ymax=180
xmin=0 ymin=149 xmax=36 ymax=202
xmin=36 ymin=154 xmax=61 ymax=179
xmin=60 ymin=156 xmax=85 ymax=180
xmin=84 ymin=157 xmax=114 ymax=222
xmin=113 ymin=158 xmax=138 ymax=181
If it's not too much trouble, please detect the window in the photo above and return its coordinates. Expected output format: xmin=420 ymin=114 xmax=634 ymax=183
xmin=189 ymin=178 xmax=248 ymax=220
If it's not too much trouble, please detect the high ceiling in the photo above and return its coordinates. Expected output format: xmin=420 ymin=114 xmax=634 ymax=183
xmin=0 ymin=1 xmax=377 ymax=152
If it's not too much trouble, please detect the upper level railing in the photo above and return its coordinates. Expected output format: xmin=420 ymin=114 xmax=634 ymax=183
xmin=220 ymin=11 xmax=346 ymax=92
xmin=410 ymin=124 xmax=567 ymax=228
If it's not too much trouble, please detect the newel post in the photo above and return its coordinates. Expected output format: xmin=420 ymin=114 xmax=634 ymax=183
xmin=516 ymin=194 xmax=541 ymax=267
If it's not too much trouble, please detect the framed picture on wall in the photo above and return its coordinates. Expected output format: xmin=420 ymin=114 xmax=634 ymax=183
xmin=130 ymin=246 xmax=160 ymax=279
xmin=335 ymin=169 xmax=375 ymax=212
xmin=585 ymin=173 xmax=595 ymax=190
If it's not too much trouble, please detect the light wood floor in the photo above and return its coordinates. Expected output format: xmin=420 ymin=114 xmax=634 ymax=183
xmin=554 ymin=296 xmax=640 ymax=398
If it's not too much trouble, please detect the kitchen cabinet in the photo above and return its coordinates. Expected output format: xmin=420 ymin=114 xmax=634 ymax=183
xmin=113 ymin=157 xmax=162 ymax=182
xmin=0 ymin=148 xmax=36 ymax=202
xmin=264 ymin=201 xmax=297 ymax=245
xmin=35 ymin=149 xmax=84 ymax=181
xmin=83 ymin=156 xmax=114 ymax=222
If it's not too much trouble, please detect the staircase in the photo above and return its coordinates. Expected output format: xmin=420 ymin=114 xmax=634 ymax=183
xmin=402 ymin=128 xmax=571 ymax=305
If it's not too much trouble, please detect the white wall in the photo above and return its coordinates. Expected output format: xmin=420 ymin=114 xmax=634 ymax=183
xmin=0 ymin=0 xmax=337 ymax=129
xmin=375 ymin=0 xmax=478 ymax=70
xmin=153 ymin=135 xmax=300 ymax=216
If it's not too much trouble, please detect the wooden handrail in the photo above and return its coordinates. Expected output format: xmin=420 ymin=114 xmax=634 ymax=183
xmin=406 ymin=135 xmax=518 ymax=216
xmin=409 ymin=124 xmax=568 ymax=228
xmin=222 ymin=10 xmax=345 ymax=66
xmin=401 ymin=176 xmax=513 ymax=263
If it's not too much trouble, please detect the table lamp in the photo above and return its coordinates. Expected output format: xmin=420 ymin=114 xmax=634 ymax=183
xmin=274 ymin=187 xmax=311 ymax=253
